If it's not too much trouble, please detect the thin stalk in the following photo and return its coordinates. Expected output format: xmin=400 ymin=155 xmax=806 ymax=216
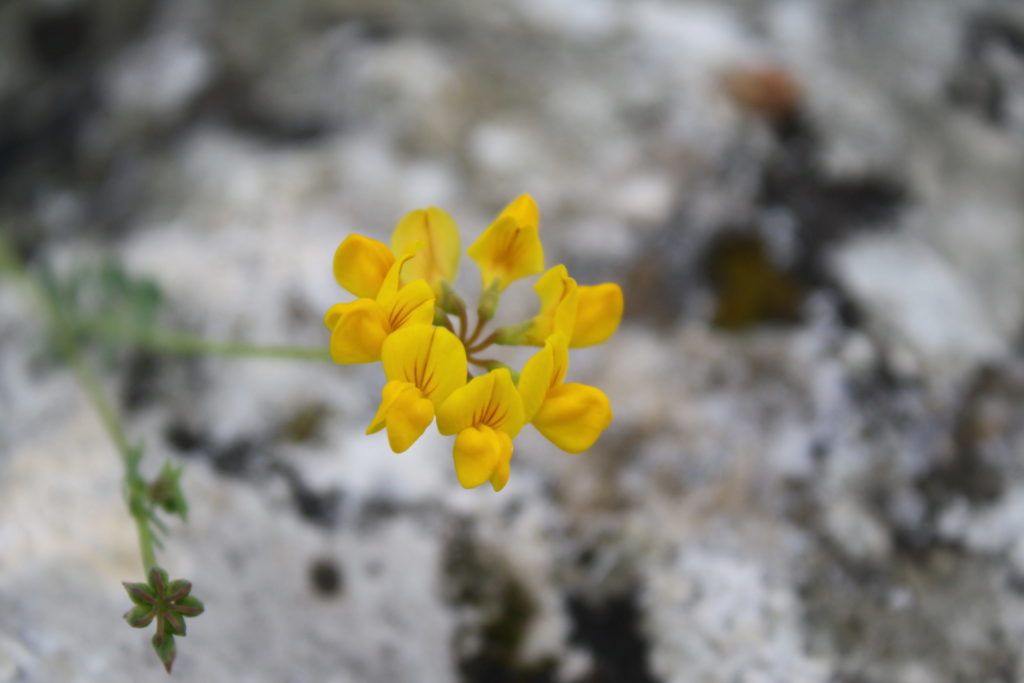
xmin=463 ymin=316 xmax=488 ymax=347
xmin=466 ymin=331 xmax=499 ymax=355
xmin=0 ymin=239 xmax=158 ymax=571
xmin=70 ymin=357 xmax=159 ymax=571
xmin=456 ymin=305 xmax=468 ymax=340
xmin=0 ymin=235 xmax=330 ymax=570
xmin=137 ymin=329 xmax=331 ymax=361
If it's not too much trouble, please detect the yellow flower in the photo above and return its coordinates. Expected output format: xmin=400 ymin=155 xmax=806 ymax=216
xmin=570 ymin=282 xmax=623 ymax=348
xmin=326 ymin=195 xmax=620 ymax=492
xmin=518 ymin=333 xmax=612 ymax=453
xmin=523 ymin=267 xmax=623 ymax=348
xmin=437 ymin=368 xmax=524 ymax=491
xmin=333 ymin=234 xmax=396 ymax=299
xmin=324 ymin=248 xmax=435 ymax=363
xmin=390 ymin=207 xmax=461 ymax=294
xmin=366 ymin=325 xmax=467 ymax=452
xmin=524 ymin=265 xmax=579 ymax=345
xmin=467 ymin=194 xmax=544 ymax=291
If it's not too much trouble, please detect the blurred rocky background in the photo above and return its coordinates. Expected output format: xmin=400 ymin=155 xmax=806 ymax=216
xmin=2 ymin=0 xmax=1024 ymax=681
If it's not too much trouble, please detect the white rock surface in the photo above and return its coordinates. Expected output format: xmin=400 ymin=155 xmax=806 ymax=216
xmin=3 ymin=0 xmax=1024 ymax=681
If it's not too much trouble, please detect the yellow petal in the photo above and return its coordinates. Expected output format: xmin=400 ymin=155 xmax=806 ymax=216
xmin=377 ymin=245 xmax=421 ymax=303
xmin=518 ymin=332 xmax=568 ymax=422
xmin=518 ymin=342 xmax=554 ymax=424
xmin=372 ymin=245 xmax=436 ymax=333
xmin=366 ymin=380 xmax=435 ymax=453
xmin=437 ymin=368 xmax=524 ymax=438
xmin=451 ymin=425 xmax=513 ymax=490
xmin=381 ymin=325 xmax=467 ymax=406
xmin=381 ymin=278 xmax=436 ymax=333
xmin=333 ymin=235 xmax=395 ymax=299
xmin=489 ymin=450 xmax=511 ymax=492
xmin=498 ymin=193 xmax=539 ymax=228
xmin=571 ymin=283 xmax=624 ymax=348
xmin=390 ymin=207 xmax=461 ymax=293
xmin=548 ymin=332 xmax=569 ymax=387
xmin=467 ymin=194 xmax=544 ymax=290
xmin=323 ymin=302 xmax=345 ymax=330
xmin=524 ymin=265 xmax=579 ymax=345
xmin=326 ymin=298 xmax=389 ymax=363
xmin=532 ymin=383 xmax=612 ymax=453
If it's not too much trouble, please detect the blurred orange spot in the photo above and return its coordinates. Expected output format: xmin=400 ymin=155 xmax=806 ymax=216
xmin=722 ymin=65 xmax=802 ymax=120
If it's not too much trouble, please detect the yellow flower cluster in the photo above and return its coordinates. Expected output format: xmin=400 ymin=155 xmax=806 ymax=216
xmin=324 ymin=194 xmax=623 ymax=491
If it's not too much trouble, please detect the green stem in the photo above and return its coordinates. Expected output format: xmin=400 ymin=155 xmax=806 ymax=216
xmin=137 ymin=328 xmax=331 ymax=361
xmin=136 ymin=502 xmax=158 ymax=571
xmin=70 ymin=347 xmax=131 ymax=450
xmin=0 ymin=238 xmax=159 ymax=572
xmin=70 ymin=356 xmax=158 ymax=571
xmin=0 ymin=235 xmax=330 ymax=572
xmin=456 ymin=305 xmax=468 ymax=340
xmin=463 ymin=315 xmax=488 ymax=348
xmin=466 ymin=331 xmax=499 ymax=355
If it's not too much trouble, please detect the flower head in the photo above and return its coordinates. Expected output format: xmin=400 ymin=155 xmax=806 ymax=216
xmin=519 ymin=333 xmax=612 ymax=453
xmin=571 ymin=283 xmax=624 ymax=347
xmin=524 ymin=265 xmax=579 ymax=345
xmin=523 ymin=267 xmax=623 ymax=348
xmin=437 ymin=368 xmax=524 ymax=491
xmin=390 ymin=207 xmax=461 ymax=294
xmin=467 ymin=194 xmax=544 ymax=291
xmin=324 ymin=247 xmax=435 ymax=363
xmin=367 ymin=325 xmax=467 ymax=452
xmin=333 ymin=234 xmax=396 ymax=299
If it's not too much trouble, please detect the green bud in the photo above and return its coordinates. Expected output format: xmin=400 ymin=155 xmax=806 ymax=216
xmin=437 ymin=281 xmax=466 ymax=316
xmin=432 ymin=306 xmax=450 ymax=327
xmin=494 ymin=321 xmax=534 ymax=346
xmin=477 ymin=281 xmax=501 ymax=322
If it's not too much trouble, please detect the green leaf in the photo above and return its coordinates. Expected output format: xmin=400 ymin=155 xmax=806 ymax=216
xmin=149 ymin=462 xmax=189 ymax=523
